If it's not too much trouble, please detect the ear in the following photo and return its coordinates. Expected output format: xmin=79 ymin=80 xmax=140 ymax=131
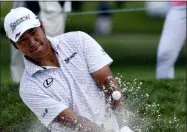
xmin=39 ymin=20 xmax=46 ymax=34
xmin=9 ymin=39 xmax=18 ymax=49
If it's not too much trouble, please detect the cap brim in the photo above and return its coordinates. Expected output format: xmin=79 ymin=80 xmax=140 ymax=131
xmin=12 ymin=19 xmax=40 ymax=42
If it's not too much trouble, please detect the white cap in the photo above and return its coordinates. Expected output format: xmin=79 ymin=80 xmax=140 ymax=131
xmin=4 ymin=7 xmax=40 ymax=42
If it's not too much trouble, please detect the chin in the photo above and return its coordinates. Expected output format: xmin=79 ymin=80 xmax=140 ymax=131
xmin=31 ymin=47 xmax=45 ymax=58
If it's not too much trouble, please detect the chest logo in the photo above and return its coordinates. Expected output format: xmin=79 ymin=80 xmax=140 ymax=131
xmin=64 ymin=52 xmax=77 ymax=64
xmin=43 ymin=78 xmax=53 ymax=88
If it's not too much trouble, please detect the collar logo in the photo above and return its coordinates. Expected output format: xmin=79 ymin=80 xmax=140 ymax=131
xmin=43 ymin=78 xmax=53 ymax=88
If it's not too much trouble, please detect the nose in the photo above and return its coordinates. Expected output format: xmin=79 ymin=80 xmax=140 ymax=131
xmin=28 ymin=37 xmax=37 ymax=48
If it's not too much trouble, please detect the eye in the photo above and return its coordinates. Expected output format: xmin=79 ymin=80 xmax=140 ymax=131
xmin=17 ymin=38 xmax=26 ymax=44
xmin=17 ymin=39 xmax=29 ymax=46
xmin=31 ymin=28 xmax=38 ymax=35
xmin=33 ymin=29 xmax=37 ymax=33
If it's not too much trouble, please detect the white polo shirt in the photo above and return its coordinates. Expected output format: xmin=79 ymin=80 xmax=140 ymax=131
xmin=19 ymin=31 xmax=119 ymax=131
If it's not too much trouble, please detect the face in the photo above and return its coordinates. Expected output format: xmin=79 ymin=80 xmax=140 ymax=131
xmin=14 ymin=24 xmax=49 ymax=60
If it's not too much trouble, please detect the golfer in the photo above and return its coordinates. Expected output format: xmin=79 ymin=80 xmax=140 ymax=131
xmin=156 ymin=1 xmax=186 ymax=79
xmin=4 ymin=7 xmax=126 ymax=132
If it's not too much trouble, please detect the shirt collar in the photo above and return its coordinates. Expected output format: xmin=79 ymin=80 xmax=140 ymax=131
xmin=24 ymin=36 xmax=59 ymax=76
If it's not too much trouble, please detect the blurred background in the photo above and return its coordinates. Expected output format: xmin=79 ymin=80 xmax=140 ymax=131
xmin=0 ymin=1 xmax=186 ymax=83
xmin=0 ymin=1 xmax=186 ymax=132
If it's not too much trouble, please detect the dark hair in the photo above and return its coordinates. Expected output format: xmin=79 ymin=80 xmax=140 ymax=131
xmin=10 ymin=40 xmax=18 ymax=49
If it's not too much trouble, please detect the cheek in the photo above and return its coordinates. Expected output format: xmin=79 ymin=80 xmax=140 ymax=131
xmin=40 ymin=37 xmax=48 ymax=48
xmin=17 ymin=45 xmax=30 ymax=54
xmin=36 ymin=35 xmax=45 ymax=45
xmin=16 ymin=45 xmax=25 ymax=51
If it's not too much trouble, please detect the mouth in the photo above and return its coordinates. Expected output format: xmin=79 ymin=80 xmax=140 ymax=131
xmin=30 ymin=46 xmax=39 ymax=53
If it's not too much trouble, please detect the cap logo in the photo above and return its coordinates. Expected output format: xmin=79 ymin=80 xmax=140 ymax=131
xmin=10 ymin=14 xmax=31 ymax=33
xmin=15 ymin=32 xmax=21 ymax=39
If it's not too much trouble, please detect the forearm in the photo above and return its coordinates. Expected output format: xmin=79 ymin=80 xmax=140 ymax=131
xmin=56 ymin=114 xmax=113 ymax=132
xmin=71 ymin=115 xmax=114 ymax=132
xmin=92 ymin=65 xmax=123 ymax=97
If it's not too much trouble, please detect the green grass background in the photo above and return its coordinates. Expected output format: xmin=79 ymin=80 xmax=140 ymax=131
xmin=0 ymin=1 xmax=186 ymax=132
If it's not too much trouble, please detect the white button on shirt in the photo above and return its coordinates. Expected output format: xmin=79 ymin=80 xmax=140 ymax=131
xmin=19 ymin=31 xmax=119 ymax=131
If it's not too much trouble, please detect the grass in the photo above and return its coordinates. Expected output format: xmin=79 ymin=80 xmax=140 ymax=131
xmin=0 ymin=77 xmax=186 ymax=132
xmin=111 ymin=65 xmax=186 ymax=80
xmin=119 ymin=78 xmax=186 ymax=132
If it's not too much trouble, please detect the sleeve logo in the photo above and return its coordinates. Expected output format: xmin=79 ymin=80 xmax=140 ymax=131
xmin=101 ymin=49 xmax=106 ymax=55
xmin=41 ymin=108 xmax=48 ymax=118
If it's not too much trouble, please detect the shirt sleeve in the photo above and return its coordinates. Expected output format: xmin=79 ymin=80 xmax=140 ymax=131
xmin=78 ymin=31 xmax=113 ymax=73
xmin=19 ymin=81 xmax=68 ymax=127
